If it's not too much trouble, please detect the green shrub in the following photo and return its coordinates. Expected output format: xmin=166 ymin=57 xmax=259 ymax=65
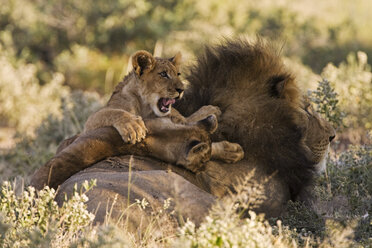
xmin=0 ymin=91 xmax=102 ymax=179
xmin=0 ymin=0 xmax=197 ymax=65
xmin=54 ymin=45 xmax=127 ymax=94
xmin=70 ymin=225 xmax=132 ymax=248
xmin=176 ymin=173 xmax=360 ymax=248
xmin=314 ymin=144 xmax=372 ymax=245
xmin=321 ymin=51 xmax=372 ymax=130
xmin=34 ymin=91 xmax=103 ymax=145
xmin=0 ymin=180 xmax=95 ymax=248
xmin=308 ymin=78 xmax=345 ymax=129
xmin=176 ymin=173 xmax=296 ymax=248
xmin=0 ymin=47 xmax=69 ymax=135
xmin=177 ymin=212 xmax=293 ymax=248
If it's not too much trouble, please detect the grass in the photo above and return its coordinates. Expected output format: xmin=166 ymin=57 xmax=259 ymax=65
xmin=1 ymin=158 xmax=369 ymax=247
xmin=0 ymin=180 xmax=95 ymax=248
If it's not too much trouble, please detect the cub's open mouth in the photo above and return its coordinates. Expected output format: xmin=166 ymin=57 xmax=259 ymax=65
xmin=158 ymin=98 xmax=176 ymax=113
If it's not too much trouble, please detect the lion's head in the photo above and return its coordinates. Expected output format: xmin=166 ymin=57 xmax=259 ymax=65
xmin=130 ymin=50 xmax=186 ymax=117
xmin=298 ymin=99 xmax=336 ymax=173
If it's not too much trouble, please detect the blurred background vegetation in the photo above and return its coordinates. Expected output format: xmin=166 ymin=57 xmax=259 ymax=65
xmin=0 ymin=0 xmax=371 ymax=246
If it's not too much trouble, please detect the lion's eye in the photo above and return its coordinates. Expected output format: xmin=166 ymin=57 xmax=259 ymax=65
xmin=159 ymin=71 xmax=169 ymax=78
xmin=305 ymin=104 xmax=312 ymax=115
xmin=177 ymin=72 xmax=181 ymax=76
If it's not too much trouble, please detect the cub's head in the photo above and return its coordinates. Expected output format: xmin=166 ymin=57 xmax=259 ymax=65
xmin=132 ymin=50 xmax=186 ymax=117
xmin=145 ymin=115 xmax=218 ymax=172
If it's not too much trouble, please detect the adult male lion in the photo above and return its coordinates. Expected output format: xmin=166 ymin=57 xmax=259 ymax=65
xmin=175 ymin=38 xmax=336 ymax=200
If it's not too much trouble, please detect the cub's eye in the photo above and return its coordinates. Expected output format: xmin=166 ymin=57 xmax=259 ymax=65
xmin=159 ymin=71 xmax=169 ymax=78
xmin=177 ymin=72 xmax=181 ymax=76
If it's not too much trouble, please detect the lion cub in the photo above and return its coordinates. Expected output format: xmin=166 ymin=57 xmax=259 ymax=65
xmin=84 ymin=50 xmax=186 ymax=144
xmin=84 ymin=50 xmax=244 ymax=164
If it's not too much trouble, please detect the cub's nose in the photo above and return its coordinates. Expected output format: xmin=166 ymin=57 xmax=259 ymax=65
xmin=329 ymin=135 xmax=336 ymax=142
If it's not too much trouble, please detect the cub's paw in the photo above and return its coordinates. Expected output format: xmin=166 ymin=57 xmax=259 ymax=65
xmin=211 ymin=141 xmax=244 ymax=163
xmin=170 ymin=114 xmax=187 ymax=125
xmin=114 ymin=116 xmax=148 ymax=144
xmin=198 ymin=105 xmax=222 ymax=118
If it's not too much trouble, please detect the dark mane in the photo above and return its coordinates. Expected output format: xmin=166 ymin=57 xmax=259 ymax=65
xmin=175 ymin=38 xmax=314 ymax=199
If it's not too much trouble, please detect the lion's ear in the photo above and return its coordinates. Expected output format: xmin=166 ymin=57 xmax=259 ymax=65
xmin=197 ymin=115 xmax=218 ymax=134
xmin=169 ymin=52 xmax=182 ymax=69
xmin=132 ymin=50 xmax=156 ymax=76
xmin=268 ymin=74 xmax=300 ymax=104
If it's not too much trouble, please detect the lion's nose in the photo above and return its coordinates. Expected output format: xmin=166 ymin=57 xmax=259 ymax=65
xmin=329 ymin=135 xmax=336 ymax=142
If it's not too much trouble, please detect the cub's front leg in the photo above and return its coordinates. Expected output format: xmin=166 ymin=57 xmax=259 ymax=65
xmin=84 ymin=108 xmax=147 ymax=144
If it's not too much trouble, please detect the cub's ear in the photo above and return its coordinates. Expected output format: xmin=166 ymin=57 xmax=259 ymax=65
xmin=132 ymin=50 xmax=156 ymax=76
xmin=268 ymin=74 xmax=300 ymax=104
xmin=197 ymin=114 xmax=218 ymax=134
xmin=169 ymin=52 xmax=182 ymax=69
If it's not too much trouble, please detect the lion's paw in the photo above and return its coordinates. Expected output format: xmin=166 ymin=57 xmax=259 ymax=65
xmin=211 ymin=141 xmax=244 ymax=163
xmin=114 ymin=116 xmax=148 ymax=144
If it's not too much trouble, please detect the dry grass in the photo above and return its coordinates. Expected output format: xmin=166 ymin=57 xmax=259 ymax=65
xmin=1 ymin=166 xmax=367 ymax=247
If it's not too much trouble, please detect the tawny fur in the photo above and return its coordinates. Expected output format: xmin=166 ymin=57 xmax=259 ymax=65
xmin=83 ymin=50 xmax=244 ymax=162
xmin=31 ymin=116 xmax=218 ymax=190
xmin=40 ymin=39 xmax=336 ymax=221
xmin=84 ymin=50 xmax=186 ymax=144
